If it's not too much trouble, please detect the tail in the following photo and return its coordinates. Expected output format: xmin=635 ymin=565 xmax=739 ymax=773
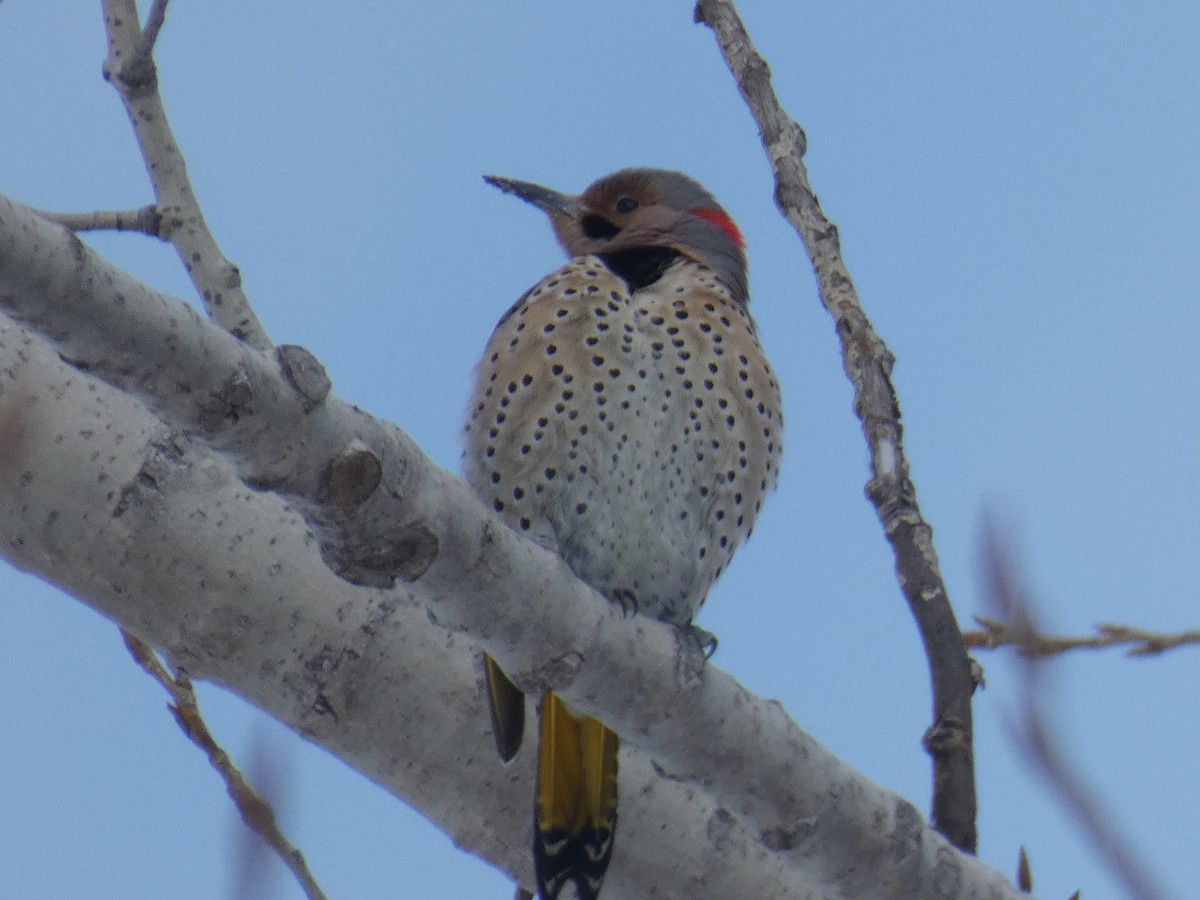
xmin=534 ymin=693 xmax=619 ymax=900
xmin=485 ymin=654 xmax=527 ymax=762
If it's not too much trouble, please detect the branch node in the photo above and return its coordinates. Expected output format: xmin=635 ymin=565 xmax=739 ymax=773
xmin=278 ymin=344 xmax=332 ymax=412
xmin=319 ymin=521 xmax=439 ymax=587
xmin=322 ymin=442 xmax=383 ymax=509
xmin=922 ymin=716 xmax=969 ymax=757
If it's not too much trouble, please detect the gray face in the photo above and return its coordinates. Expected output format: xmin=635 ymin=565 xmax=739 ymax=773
xmin=486 ymin=168 xmax=750 ymax=306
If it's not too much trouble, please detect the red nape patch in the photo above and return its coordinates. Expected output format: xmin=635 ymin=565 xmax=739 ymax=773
xmin=689 ymin=207 xmax=745 ymax=250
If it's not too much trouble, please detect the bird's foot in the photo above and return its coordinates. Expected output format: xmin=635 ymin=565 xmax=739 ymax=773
xmin=608 ymin=588 xmax=640 ymax=617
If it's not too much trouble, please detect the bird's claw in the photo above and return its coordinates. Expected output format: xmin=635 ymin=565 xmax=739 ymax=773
xmin=610 ymin=588 xmax=639 ymax=617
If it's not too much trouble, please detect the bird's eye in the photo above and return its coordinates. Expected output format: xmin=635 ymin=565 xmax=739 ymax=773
xmin=615 ymin=196 xmax=638 ymax=214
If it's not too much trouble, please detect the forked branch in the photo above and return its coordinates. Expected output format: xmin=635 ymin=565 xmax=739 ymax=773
xmin=99 ymin=0 xmax=270 ymax=347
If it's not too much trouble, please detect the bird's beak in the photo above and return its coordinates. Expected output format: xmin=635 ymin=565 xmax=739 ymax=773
xmin=484 ymin=175 xmax=583 ymax=220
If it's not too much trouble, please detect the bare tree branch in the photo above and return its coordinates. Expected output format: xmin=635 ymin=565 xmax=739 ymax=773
xmin=0 ymin=190 xmax=1026 ymax=899
xmin=981 ymin=523 xmax=1170 ymax=900
xmin=693 ymin=0 xmax=978 ymax=853
xmin=28 ymin=204 xmax=163 ymax=235
xmin=968 ymin=618 xmax=1200 ymax=658
xmin=100 ymin=0 xmax=270 ymax=348
xmin=121 ymin=632 xmax=328 ymax=900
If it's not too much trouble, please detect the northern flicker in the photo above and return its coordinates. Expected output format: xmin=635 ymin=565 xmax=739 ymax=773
xmin=464 ymin=168 xmax=782 ymax=900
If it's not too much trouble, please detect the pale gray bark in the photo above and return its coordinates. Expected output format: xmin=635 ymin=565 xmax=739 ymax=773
xmin=0 ymin=191 xmax=1024 ymax=899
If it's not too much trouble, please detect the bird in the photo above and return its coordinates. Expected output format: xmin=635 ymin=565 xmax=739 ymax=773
xmin=463 ymin=167 xmax=782 ymax=900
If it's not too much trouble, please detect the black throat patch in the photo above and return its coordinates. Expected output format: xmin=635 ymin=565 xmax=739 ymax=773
xmin=598 ymin=247 xmax=680 ymax=295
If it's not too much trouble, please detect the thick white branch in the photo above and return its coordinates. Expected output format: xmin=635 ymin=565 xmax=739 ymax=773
xmin=0 ymin=192 xmax=1023 ymax=899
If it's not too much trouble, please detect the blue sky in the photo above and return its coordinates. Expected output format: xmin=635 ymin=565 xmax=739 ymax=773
xmin=2 ymin=3 xmax=1197 ymax=898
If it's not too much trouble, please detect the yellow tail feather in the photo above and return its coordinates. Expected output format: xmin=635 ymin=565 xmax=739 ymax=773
xmin=534 ymin=693 xmax=618 ymax=900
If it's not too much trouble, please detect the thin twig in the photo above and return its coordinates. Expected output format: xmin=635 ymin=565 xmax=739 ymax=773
xmin=968 ymin=618 xmax=1200 ymax=657
xmin=30 ymin=205 xmax=163 ymax=236
xmin=231 ymin=728 xmax=295 ymax=900
xmin=981 ymin=525 xmax=1170 ymax=900
xmin=100 ymin=0 xmax=270 ymax=347
xmin=121 ymin=630 xmax=329 ymax=900
xmin=693 ymin=0 xmax=978 ymax=852
xmin=138 ymin=0 xmax=170 ymax=57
